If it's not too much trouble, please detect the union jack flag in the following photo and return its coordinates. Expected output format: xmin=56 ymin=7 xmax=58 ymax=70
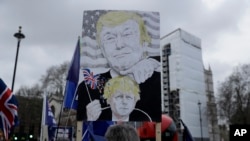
xmin=82 ymin=69 xmax=99 ymax=89
xmin=0 ymin=78 xmax=18 ymax=140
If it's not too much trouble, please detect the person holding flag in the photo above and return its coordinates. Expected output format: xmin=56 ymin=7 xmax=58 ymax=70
xmin=0 ymin=78 xmax=18 ymax=140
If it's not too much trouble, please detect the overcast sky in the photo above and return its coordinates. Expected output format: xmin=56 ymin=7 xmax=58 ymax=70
xmin=1 ymin=0 xmax=250 ymax=95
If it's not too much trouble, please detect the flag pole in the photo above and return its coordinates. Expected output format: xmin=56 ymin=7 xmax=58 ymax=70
xmin=62 ymin=37 xmax=82 ymax=140
xmin=40 ymin=92 xmax=49 ymax=141
xmin=76 ymin=37 xmax=83 ymax=141
xmin=55 ymin=89 xmax=64 ymax=140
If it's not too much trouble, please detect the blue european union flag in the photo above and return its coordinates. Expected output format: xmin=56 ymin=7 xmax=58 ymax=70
xmin=63 ymin=39 xmax=80 ymax=109
xmin=180 ymin=119 xmax=194 ymax=141
xmin=82 ymin=121 xmax=114 ymax=141
xmin=45 ymin=96 xmax=56 ymax=141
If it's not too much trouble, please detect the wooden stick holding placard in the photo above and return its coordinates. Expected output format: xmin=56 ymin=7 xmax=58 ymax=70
xmin=76 ymin=121 xmax=82 ymax=141
xmin=156 ymin=122 xmax=161 ymax=141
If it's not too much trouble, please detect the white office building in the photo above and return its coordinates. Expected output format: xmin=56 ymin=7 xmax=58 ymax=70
xmin=161 ymin=28 xmax=219 ymax=141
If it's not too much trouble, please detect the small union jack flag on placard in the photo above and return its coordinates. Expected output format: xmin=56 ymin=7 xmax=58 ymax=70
xmin=0 ymin=78 xmax=18 ymax=140
xmin=82 ymin=69 xmax=100 ymax=89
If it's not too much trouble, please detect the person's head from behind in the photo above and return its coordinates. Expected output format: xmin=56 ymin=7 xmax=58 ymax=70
xmin=104 ymin=76 xmax=140 ymax=121
xmin=105 ymin=124 xmax=140 ymax=141
xmin=96 ymin=11 xmax=151 ymax=73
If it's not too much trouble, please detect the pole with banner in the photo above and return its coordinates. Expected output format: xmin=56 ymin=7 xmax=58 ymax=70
xmin=40 ymin=92 xmax=49 ymax=141
xmin=40 ymin=91 xmax=57 ymax=141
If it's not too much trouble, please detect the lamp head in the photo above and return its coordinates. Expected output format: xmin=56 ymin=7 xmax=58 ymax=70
xmin=14 ymin=26 xmax=25 ymax=40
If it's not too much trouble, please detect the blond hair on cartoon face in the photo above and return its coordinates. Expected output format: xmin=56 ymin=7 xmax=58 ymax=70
xmin=103 ymin=76 xmax=140 ymax=103
xmin=96 ymin=11 xmax=151 ymax=46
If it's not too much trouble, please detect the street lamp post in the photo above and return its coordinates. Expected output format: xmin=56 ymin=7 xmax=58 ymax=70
xmin=198 ymin=100 xmax=203 ymax=141
xmin=12 ymin=26 xmax=25 ymax=91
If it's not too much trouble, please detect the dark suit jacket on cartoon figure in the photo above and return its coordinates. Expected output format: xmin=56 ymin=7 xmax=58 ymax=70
xmin=98 ymin=107 xmax=152 ymax=121
xmin=76 ymin=70 xmax=161 ymax=122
